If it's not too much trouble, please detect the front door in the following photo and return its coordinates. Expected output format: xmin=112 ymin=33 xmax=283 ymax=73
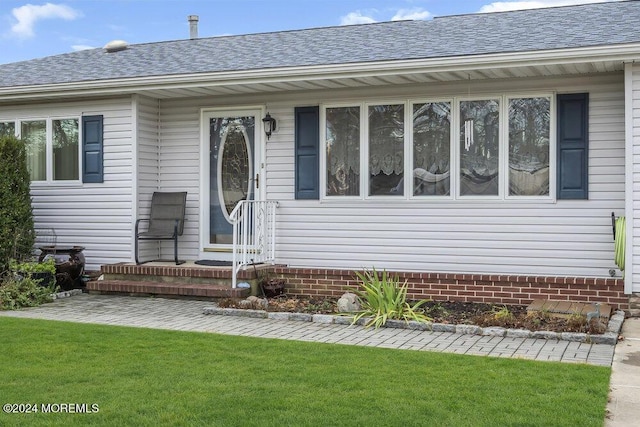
xmin=202 ymin=110 xmax=261 ymax=254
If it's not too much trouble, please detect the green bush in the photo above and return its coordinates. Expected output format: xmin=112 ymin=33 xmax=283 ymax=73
xmin=0 ymin=135 xmax=35 ymax=274
xmin=0 ymin=275 xmax=55 ymax=310
xmin=351 ymin=268 xmax=432 ymax=328
xmin=9 ymin=258 xmax=56 ymax=276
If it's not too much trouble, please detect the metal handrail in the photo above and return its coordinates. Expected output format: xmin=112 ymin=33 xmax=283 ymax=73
xmin=230 ymin=200 xmax=278 ymax=288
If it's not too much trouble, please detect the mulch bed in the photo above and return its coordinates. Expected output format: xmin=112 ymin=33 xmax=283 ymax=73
xmin=217 ymin=296 xmax=608 ymax=334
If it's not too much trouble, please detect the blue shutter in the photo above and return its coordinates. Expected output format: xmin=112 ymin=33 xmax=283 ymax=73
xmin=295 ymin=106 xmax=319 ymax=199
xmin=557 ymin=93 xmax=588 ymax=199
xmin=82 ymin=115 xmax=103 ymax=183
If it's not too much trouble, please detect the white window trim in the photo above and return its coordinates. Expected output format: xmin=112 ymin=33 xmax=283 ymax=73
xmin=504 ymin=94 xmax=556 ymax=201
xmin=320 ymin=93 xmax=556 ymax=203
xmin=15 ymin=116 xmax=82 ymax=185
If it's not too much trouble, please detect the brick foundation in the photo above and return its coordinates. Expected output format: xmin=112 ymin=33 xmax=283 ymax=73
xmin=271 ymin=267 xmax=629 ymax=310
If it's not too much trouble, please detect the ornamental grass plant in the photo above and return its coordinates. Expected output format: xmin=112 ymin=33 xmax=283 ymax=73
xmin=351 ymin=268 xmax=431 ymax=328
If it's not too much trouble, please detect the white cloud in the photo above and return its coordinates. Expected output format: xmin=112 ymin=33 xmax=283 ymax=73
xmin=340 ymin=11 xmax=377 ymax=25
xmin=341 ymin=7 xmax=432 ymax=25
xmin=71 ymin=44 xmax=94 ymax=51
xmin=392 ymin=8 xmax=431 ymax=21
xmin=479 ymin=0 xmax=621 ymax=13
xmin=10 ymin=3 xmax=80 ymax=38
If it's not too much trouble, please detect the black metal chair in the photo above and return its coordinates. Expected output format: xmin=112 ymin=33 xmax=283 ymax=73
xmin=135 ymin=192 xmax=187 ymax=265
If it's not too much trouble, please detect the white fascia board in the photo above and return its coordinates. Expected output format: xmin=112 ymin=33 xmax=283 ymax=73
xmin=1 ymin=43 xmax=640 ymax=102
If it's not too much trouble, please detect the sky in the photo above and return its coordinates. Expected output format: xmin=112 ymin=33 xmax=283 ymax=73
xmin=0 ymin=0 xmax=625 ymax=64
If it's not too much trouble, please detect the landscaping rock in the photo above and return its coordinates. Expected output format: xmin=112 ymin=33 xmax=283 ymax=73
xmin=560 ymin=332 xmax=588 ymax=342
xmin=385 ymin=319 xmax=407 ymax=329
xmin=406 ymin=320 xmax=432 ymax=331
xmin=456 ymin=325 xmax=482 ymax=335
xmin=267 ymin=312 xmax=291 ymax=321
xmin=589 ymin=332 xmax=618 ymax=345
xmin=238 ymin=309 xmax=268 ymax=319
xmin=506 ymin=329 xmax=532 ymax=338
xmin=52 ymin=289 xmax=83 ymax=300
xmin=532 ymin=331 xmax=559 ymax=340
xmin=333 ymin=316 xmax=353 ymax=325
xmin=355 ymin=317 xmax=373 ymax=326
xmin=336 ymin=292 xmax=360 ymax=313
xmin=203 ymin=306 xmax=223 ymax=315
xmin=289 ymin=313 xmax=312 ymax=322
xmin=482 ymin=327 xmax=506 ymax=337
xmin=312 ymin=314 xmax=334 ymax=324
xmin=432 ymin=323 xmax=456 ymax=333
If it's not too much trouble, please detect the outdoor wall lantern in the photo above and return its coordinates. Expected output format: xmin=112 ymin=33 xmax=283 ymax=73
xmin=262 ymin=112 xmax=277 ymax=140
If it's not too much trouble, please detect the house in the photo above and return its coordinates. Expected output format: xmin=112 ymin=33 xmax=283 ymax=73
xmin=0 ymin=1 xmax=639 ymax=308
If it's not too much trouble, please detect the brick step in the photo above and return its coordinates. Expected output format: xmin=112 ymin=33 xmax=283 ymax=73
xmin=100 ymin=262 xmax=271 ymax=286
xmin=87 ymin=280 xmax=251 ymax=299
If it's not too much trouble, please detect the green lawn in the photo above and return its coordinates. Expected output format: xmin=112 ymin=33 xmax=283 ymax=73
xmin=0 ymin=317 xmax=610 ymax=427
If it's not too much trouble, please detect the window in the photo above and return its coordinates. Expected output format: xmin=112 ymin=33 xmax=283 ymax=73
xmin=508 ymin=97 xmax=550 ymax=196
xmin=53 ymin=119 xmax=79 ymax=181
xmin=21 ymin=120 xmax=47 ymax=181
xmin=368 ymin=104 xmax=404 ymax=196
xmin=18 ymin=118 xmax=80 ymax=182
xmin=412 ymin=102 xmax=451 ymax=196
xmin=459 ymin=99 xmax=500 ymax=196
xmin=0 ymin=121 xmax=15 ymax=137
xmin=322 ymin=94 xmax=553 ymax=200
xmin=326 ymin=106 xmax=360 ymax=196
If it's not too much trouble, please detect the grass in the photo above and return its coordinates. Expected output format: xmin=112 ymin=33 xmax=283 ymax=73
xmin=0 ymin=317 xmax=610 ymax=427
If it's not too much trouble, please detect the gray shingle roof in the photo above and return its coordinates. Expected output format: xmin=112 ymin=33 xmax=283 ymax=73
xmin=1 ymin=0 xmax=639 ymax=88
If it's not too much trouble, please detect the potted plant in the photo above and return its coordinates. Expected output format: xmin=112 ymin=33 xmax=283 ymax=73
xmin=9 ymin=258 xmax=57 ymax=288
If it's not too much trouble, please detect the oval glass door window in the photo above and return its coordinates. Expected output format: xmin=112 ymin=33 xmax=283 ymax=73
xmin=217 ymin=124 xmax=253 ymax=222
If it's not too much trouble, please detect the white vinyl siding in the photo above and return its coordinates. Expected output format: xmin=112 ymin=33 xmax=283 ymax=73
xmin=0 ymin=97 xmax=135 ymax=270
xmin=135 ymin=95 xmax=160 ymax=261
xmin=153 ymin=73 xmax=623 ymax=279
xmin=157 ymin=99 xmax=202 ymax=260
xmin=268 ymin=74 xmax=624 ymax=278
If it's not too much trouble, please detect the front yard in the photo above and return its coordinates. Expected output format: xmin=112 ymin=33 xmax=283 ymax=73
xmin=0 ymin=317 xmax=610 ymax=426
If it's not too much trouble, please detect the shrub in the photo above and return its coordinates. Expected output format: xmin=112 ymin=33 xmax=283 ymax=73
xmin=0 ymin=275 xmax=55 ymax=310
xmin=351 ymin=268 xmax=431 ymax=328
xmin=0 ymin=135 xmax=35 ymax=274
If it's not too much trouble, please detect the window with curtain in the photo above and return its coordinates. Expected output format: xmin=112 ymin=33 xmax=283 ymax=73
xmin=326 ymin=106 xmax=360 ymax=196
xmin=508 ymin=97 xmax=550 ymax=196
xmin=412 ymin=102 xmax=451 ymax=196
xmin=18 ymin=118 xmax=80 ymax=182
xmin=21 ymin=120 xmax=47 ymax=181
xmin=368 ymin=104 xmax=404 ymax=196
xmin=459 ymin=100 xmax=500 ymax=196
xmin=53 ymin=118 xmax=79 ymax=181
xmin=321 ymin=94 xmax=553 ymax=201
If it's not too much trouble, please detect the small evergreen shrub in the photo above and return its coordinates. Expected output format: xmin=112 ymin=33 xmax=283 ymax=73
xmin=0 ymin=135 xmax=35 ymax=274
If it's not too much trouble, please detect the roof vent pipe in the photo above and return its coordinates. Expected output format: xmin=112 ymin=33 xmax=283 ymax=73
xmin=188 ymin=15 xmax=199 ymax=39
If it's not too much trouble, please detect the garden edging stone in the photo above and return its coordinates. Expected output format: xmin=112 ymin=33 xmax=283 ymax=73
xmin=51 ymin=289 xmax=83 ymax=300
xmin=202 ymin=306 xmax=626 ymax=345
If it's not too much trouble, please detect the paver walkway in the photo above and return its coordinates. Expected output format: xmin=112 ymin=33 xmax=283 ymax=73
xmin=0 ymin=293 xmax=615 ymax=366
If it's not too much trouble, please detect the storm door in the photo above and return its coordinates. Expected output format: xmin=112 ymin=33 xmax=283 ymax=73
xmin=204 ymin=112 xmax=259 ymax=250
